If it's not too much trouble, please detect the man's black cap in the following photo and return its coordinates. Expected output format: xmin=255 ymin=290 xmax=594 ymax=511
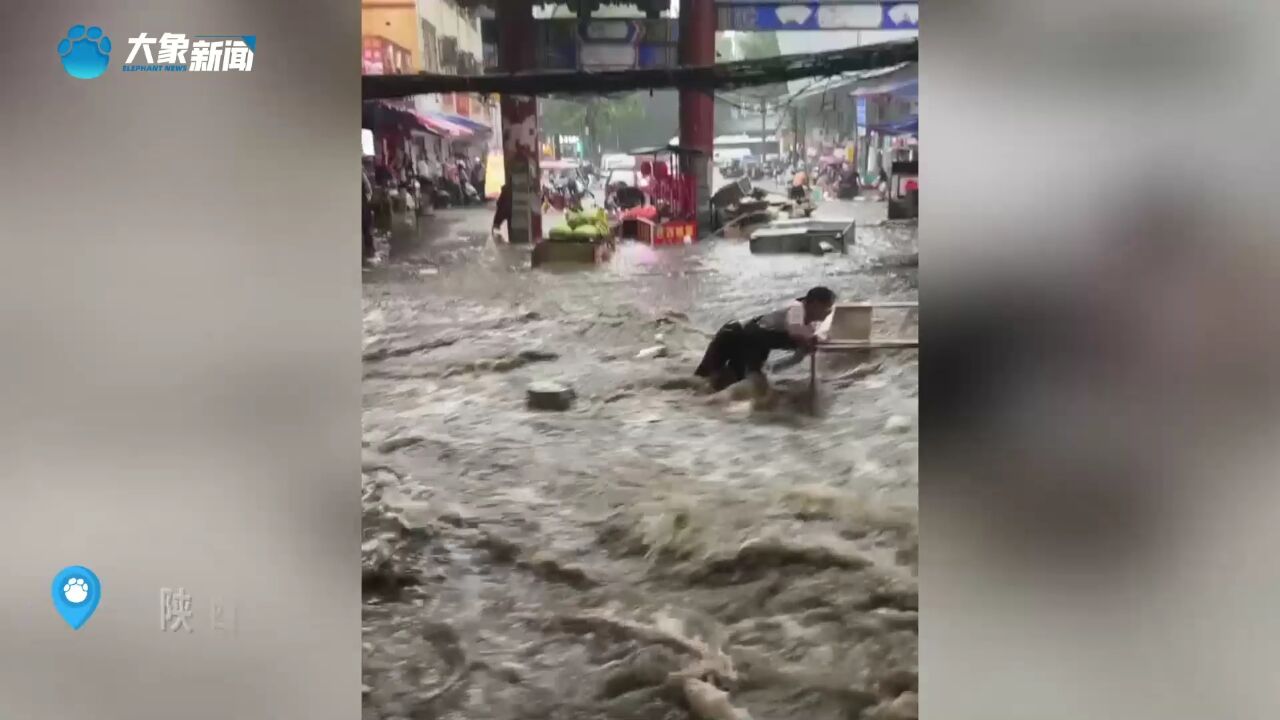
xmin=798 ymin=286 xmax=837 ymax=303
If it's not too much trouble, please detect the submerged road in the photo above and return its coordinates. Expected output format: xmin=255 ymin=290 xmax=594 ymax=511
xmin=361 ymin=198 xmax=919 ymax=720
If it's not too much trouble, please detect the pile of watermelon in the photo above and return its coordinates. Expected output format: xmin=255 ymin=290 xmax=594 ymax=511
xmin=548 ymin=209 xmax=611 ymax=243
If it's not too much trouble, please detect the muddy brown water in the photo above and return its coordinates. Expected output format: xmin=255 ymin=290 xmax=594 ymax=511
xmin=362 ymin=206 xmax=918 ymax=720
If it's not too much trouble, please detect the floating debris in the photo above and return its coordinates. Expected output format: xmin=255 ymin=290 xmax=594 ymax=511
xmin=526 ymin=381 xmax=576 ymax=411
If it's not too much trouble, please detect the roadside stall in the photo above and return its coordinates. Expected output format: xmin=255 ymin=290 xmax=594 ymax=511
xmin=533 ymin=206 xmax=616 ymax=267
xmin=888 ymin=156 xmax=918 ymax=220
xmin=613 ymin=145 xmax=702 ymax=246
xmin=868 ymin=130 xmax=917 ymax=219
xmin=361 ymin=100 xmax=441 ymax=233
xmin=534 ymin=160 xmax=613 ymax=268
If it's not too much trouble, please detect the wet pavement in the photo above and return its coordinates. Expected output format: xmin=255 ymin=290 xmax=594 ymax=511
xmin=362 ymin=198 xmax=918 ymax=720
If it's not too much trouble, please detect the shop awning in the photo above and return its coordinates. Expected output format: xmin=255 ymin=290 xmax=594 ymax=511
xmin=790 ymin=62 xmax=914 ymax=103
xmin=851 ymin=79 xmax=916 ymax=98
xmin=866 ymin=116 xmax=918 ymax=135
xmin=629 ymin=143 xmax=707 ymax=156
xmin=847 ymin=64 xmax=917 ymax=97
xmin=440 ymin=113 xmax=491 ymax=134
xmin=417 ymin=112 xmax=474 ymax=139
xmin=362 ymin=101 xmax=439 ymax=134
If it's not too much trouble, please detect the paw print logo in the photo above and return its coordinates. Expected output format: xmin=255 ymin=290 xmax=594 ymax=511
xmin=63 ymin=577 xmax=90 ymax=604
xmin=57 ymin=24 xmax=112 ymax=80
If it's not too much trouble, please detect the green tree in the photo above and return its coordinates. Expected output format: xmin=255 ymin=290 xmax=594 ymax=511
xmin=539 ymin=94 xmax=650 ymax=160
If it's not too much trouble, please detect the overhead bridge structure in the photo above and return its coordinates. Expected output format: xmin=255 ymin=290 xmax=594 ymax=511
xmin=386 ymin=0 xmax=917 ymax=243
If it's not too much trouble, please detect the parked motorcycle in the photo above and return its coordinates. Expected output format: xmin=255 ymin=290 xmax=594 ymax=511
xmin=461 ymin=181 xmax=481 ymax=204
xmin=542 ymin=176 xmax=591 ymax=213
xmin=834 ymin=173 xmax=860 ymax=200
xmin=417 ymin=177 xmax=453 ymax=209
xmin=605 ymin=181 xmax=645 ymax=213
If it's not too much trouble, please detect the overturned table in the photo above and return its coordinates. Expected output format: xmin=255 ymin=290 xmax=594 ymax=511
xmin=809 ymin=302 xmax=919 ymax=412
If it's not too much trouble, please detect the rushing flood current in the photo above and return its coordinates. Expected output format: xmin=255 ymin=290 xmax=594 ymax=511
xmin=362 ymin=201 xmax=918 ymax=720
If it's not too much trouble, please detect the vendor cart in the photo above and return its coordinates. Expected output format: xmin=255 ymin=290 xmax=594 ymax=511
xmin=533 ymin=207 xmax=617 ymax=268
xmin=615 ymin=144 xmax=703 ymax=246
xmin=531 ymin=239 xmax=615 ymax=267
xmin=886 ymin=143 xmax=918 ymax=220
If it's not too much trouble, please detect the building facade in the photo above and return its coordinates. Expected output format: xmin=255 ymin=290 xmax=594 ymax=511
xmin=415 ymin=0 xmax=491 ymax=124
xmin=362 ymin=0 xmax=425 ymax=72
xmin=361 ymin=0 xmax=500 ymax=143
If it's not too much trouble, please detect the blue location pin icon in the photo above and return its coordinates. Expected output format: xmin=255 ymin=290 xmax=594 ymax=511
xmin=52 ymin=566 xmax=101 ymax=630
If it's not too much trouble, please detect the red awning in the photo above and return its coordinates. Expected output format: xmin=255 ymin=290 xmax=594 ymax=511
xmin=363 ymin=101 xmax=441 ymax=135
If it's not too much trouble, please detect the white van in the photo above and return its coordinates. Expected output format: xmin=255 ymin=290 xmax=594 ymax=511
xmin=601 ymin=153 xmax=636 ymax=171
xmin=713 ymin=147 xmax=753 ymax=166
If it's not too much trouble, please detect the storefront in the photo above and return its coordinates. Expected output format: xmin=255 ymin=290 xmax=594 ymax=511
xmin=362 ymin=36 xmax=436 ymax=178
xmin=362 ymin=101 xmax=440 ymax=181
xmin=849 ymin=69 xmax=917 ymax=185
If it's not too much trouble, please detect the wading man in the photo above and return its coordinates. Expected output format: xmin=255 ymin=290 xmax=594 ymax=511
xmin=362 ymin=159 xmax=376 ymax=264
xmin=491 ymin=182 xmax=512 ymax=240
xmin=695 ymin=287 xmax=837 ymax=393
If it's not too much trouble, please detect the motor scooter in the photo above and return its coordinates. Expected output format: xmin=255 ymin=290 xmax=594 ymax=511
xmin=834 ymin=173 xmax=860 ymax=200
xmin=461 ymin=181 xmax=481 ymax=205
xmin=543 ymin=175 xmax=591 ymax=213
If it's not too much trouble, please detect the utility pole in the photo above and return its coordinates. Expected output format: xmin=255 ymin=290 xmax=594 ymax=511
xmin=791 ymin=106 xmax=803 ymax=162
xmin=760 ymin=96 xmax=768 ymax=158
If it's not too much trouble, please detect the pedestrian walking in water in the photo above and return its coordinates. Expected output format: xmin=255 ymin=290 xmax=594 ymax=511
xmin=492 ymin=183 xmax=512 ymax=240
xmin=362 ymin=160 xmax=376 ymax=264
xmin=471 ymin=158 xmax=486 ymax=198
xmin=694 ymin=287 xmax=837 ymax=393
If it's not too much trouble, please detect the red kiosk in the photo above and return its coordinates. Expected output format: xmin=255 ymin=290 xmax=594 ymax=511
xmin=616 ymin=145 xmax=703 ymax=246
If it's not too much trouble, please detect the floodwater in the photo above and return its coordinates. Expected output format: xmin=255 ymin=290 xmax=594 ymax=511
xmin=362 ymin=200 xmax=919 ymax=720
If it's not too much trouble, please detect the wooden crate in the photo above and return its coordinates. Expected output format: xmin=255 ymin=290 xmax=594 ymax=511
xmin=825 ymin=302 xmax=918 ymax=342
xmin=808 ymin=301 xmax=919 ymax=412
xmin=531 ymin=241 xmax=614 ymax=267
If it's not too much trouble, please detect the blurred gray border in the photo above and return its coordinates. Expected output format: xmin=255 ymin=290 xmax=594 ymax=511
xmin=0 ymin=3 xmax=360 ymax=719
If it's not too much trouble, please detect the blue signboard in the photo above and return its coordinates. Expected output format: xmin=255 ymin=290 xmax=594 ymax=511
xmin=882 ymin=3 xmax=920 ymax=29
xmin=856 ymin=97 xmax=868 ymax=128
xmin=718 ymin=2 xmax=918 ymax=31
xmin=536 ymin=19 xmax=679 ymax=70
